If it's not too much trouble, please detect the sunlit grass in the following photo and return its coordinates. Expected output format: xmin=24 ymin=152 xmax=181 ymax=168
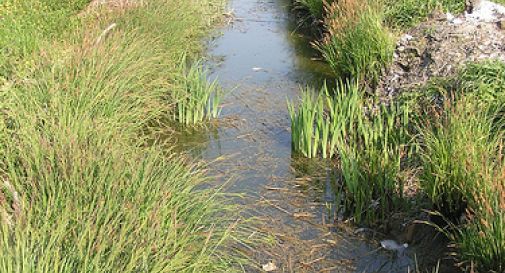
xmin=289 ymin=81 xmax=413 ymax=225
xmin=317 ymin=0 xmax=394 ymax=84
xmin=0 ymin=0 xmax=244 ymax=271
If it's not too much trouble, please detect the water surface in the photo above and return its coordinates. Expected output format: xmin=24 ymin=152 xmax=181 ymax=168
xmin=176 ymin=0 xmax=417 ymax=271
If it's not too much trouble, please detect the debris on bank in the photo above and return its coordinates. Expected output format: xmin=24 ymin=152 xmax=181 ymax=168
xmin=378 ymin=0 xmax=505 ymax=97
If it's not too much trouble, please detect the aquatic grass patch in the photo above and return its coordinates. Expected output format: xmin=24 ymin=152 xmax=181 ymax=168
xmin=172 ymin=58 xmax=222 ymax=125
xmin=336 ymin=99 xmax=413 ymax=225
xmin=288 ymin=81 xmax=413 ymax=225
xmin=288 ymin=81 xmax=362 ymax=159
xmin=318 ymin=0 xmax=394 ymax=84
xmin=288 ymin=87 xmax=323 ymax=158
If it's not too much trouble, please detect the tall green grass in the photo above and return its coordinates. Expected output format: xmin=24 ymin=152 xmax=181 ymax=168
xmin=416 ymin=61 xmax=505 ymax=272
xmin=419 ymin=97 xmax=500 ymax=218
xmin=0 ymin=0 xmax=244 ymax=271
xmin=456 ymin=175 xmax=505 ymax=272
xmin=317 ymin=1 xmax=394 ymax=84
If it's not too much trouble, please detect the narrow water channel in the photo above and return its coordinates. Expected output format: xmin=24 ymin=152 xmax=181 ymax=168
xmin=176 ymin=0 xmax=418 ymax=272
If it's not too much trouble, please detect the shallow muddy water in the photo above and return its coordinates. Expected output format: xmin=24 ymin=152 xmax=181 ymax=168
xmin=175 ymin=0 xmax=423 ymax=272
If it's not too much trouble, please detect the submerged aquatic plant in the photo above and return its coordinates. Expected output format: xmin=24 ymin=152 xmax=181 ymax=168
xmin=172 ymin=58 xmax=222 ymax=125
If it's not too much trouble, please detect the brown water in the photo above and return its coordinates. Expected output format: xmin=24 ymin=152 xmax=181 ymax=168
xmin=175 ymin=0 xmax=420 ymax=272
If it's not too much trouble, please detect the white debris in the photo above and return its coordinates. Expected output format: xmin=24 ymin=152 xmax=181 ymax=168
xmin=252 ymin=67 xmax=263 ymax=72
xmin=446 ymin=12 xmax=455 ymax=22
xmin=466 ymin=0 xmax=505 ymax=22
xmin=262 ymin=261 xmax=277 ymax=272
xmin=446 ymin=12 xmax=464 ymax=25
xmin=380 ymin=239 xmax=408 ymax=252
xmin=400 ymin=34 xmax=413 ymax=43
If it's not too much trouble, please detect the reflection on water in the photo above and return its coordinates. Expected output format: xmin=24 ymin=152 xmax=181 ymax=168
xmin=174 ymin=0 xmax=417 ymax=271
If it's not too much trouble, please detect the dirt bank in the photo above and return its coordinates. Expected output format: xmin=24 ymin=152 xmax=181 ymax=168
xmin=378 ymin=0 xmax=505 ymax=97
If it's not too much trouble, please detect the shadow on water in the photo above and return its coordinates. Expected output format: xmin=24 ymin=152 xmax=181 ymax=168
xmin=173 ymin=0 xmax=423 ymax=272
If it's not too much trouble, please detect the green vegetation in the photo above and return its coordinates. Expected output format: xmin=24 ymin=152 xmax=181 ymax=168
xmin=0 ymin=0 xmax=244 ymax=272
xmin=288 ymin=62 xmax=505 ymax=272
xmin=289 ymin=81 xmax=413 ymax=224
xmin=289 ymin=0 xmax=505 ymax=264
xmin=0 ymin=0 xmax=88 ymax=77
xmin=383 ymin=0 xmax=465 ymax=29
xmin=317 ymin=0 xmax=394 ymax=84
xmin=418 ymin=98 xmax=500 ymax=217
xmin=293 ymin=0 xmax=325 ymax=20
xmin=173 ymin=59 xmax=222 ymax=125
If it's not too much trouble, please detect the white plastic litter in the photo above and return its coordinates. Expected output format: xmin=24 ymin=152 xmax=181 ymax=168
xmin=466 ymin=0 xmax=505 ymax=22
xmin=380 ymin=239 xmax=409 ymax=252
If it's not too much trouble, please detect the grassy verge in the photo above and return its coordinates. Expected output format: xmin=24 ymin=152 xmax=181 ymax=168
xmin=0 ymin=0 xmax=245 ymax=272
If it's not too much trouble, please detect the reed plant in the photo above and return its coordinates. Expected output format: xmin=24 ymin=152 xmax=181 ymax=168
xmin=288 ymin=81 xmax=362 ymax=159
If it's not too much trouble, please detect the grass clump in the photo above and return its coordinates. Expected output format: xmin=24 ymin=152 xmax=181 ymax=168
xmin=318 ymin=0 xmax=394 ymax=84
xmin=456 ymin=174 xmax=505 ymax=272
xmin=418 ymin=97 xmax=500 ymax=219
xmin=415 ymin=61 xmax=505 ymax=272
xmin=337 ymin=99 xmax=412 ymax=225
xmin=172 ymin=58 xmax=222 ymax=125
xmin=289 ymin=81 xmax=413 ymax=225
